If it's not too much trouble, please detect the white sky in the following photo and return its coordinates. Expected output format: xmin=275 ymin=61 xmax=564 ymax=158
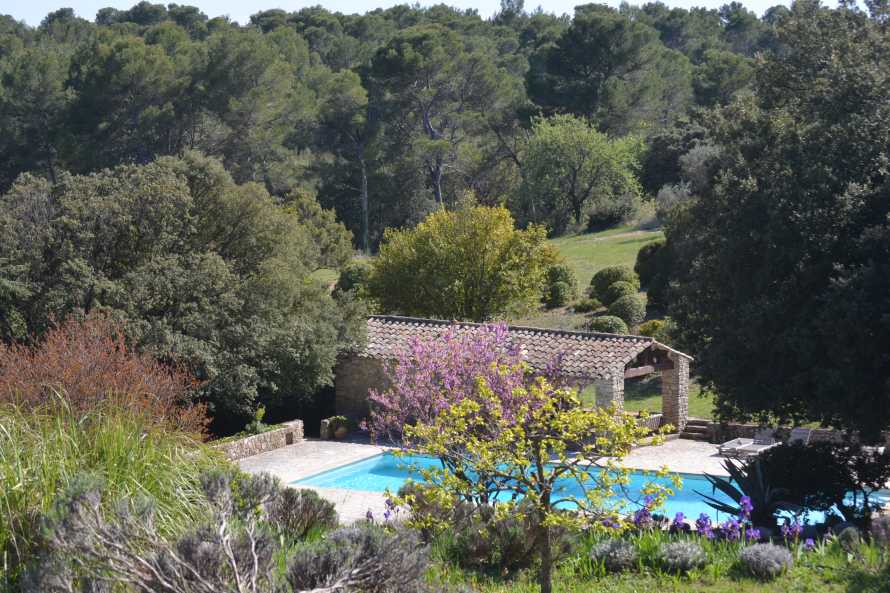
xmin=3 ymin=0 xmax=789 ymax=27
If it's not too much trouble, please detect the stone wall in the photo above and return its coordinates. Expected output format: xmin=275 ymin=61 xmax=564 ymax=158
xmin=335 ymin=356 xmax=389 ymax=421
xmin=661 ymin=352 xmax=690 ymax=432
xmin=593 ymin=374 xmax=625 ymax=410
xmin=214 ymin=420 xmax=303 ymax=461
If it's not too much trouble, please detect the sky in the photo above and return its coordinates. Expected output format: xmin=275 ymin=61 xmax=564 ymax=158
xmin=4 ymin=0 xmax=788 ymax=27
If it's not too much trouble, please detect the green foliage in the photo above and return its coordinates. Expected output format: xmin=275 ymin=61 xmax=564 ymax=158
xmin=635 ymin=238 xmax=667 ymax=287
xmin=0 ymin=153 xmax=365 ymax=431
xmin=243 ymin=406 xmax=271 ymax=436
xmin=544 ymin=281 xmax=573 ymax=309
xmin=664 ymin=2 xmax=890 ymax=439
xmin=546 ymin=263 xmax=578 ymax=293
xmin=514 ymin=115 xmax=643 ymax=236
xmin=635 ymin=238 xmax=672 ymax=309
xmin=0 ymin=1 xmax=784 ymax=259
xmin=602 ymin=281 xmax=638 ymax=307
xmin=590 ymin=265 xmax=640 ymax=301
xmin=0 ymin=402 xmax=228 ymax=584
xmin=585 ymin=316 xmax=629 ymax=335
xmin=369 ymin=205 xmax=556 ymax=322
xmin=637 ymin=318 xmax=677 ymax=345
xmin=696 ymin=459 xmax=800 ymax=527
xmin=756 ymin=443 xmax=851 ymax=512
xmin=527 ymin=4 xmax=693 ymax=134
xmin=608 ymin=294 xmax=647 ymax=327
xmin=573 ymin=298 xmax=602 ymax=314
xmin=335 ymin=260 xmax=373 ymax=295
xmin=693 ymin=49 xmax=754 ymax=107
xmin=543 ymin=264 xmax=578 ymax=309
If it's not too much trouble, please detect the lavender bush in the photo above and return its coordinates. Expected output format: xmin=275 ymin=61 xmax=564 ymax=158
xmin=739 ymin=543 xmax=793 ymax=580
xmin=658 ymin=541 xmax=708 ymax=573
xmin=590 ymin=539 xmax=638 ymax=573
xmin=24 ymin=470 xmax=442 ymax=593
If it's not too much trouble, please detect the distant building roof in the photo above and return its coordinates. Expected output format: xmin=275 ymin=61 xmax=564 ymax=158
xmin=353 ymin=315 xmax=692 ymax=380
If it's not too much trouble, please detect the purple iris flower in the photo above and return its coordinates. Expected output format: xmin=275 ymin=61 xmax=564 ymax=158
xmin=804 ymin=538 xmax=816 ymax=551
xmin=633 ymin=507 xmax=653 ymax=529
xmin=739 ymin=496 xmax=754 ymax=520
xmin=721 ymin=518 xmax=741 ymax=541
xmin=781 ymin=518 xmax=803 ymax=540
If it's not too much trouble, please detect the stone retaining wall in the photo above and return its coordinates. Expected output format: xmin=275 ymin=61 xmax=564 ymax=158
xmin=214 ymin=419 xmax=304 ymax=461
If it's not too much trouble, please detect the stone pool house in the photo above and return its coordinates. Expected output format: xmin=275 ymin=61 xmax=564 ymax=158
xmin=334 ymin=315 xmax=694 ymax=432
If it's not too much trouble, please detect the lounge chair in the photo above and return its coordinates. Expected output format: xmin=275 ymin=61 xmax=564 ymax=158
xmin=718 ymin=428 xmax=778 ymax=459
xmin=787 ymin=427 xmax=812 ymax=446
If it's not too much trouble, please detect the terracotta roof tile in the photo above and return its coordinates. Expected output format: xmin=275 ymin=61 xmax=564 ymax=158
xmin=354 ymin=315 xmax=690 ymax=380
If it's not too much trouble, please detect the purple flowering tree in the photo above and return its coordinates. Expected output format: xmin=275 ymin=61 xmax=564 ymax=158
xmin=367 ymin=323 xmax=527 ymax=443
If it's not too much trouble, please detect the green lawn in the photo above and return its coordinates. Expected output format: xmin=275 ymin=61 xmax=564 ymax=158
xmin=512 ymin=225 xmax=662 ymax=331
xmin=579 ymin=376 xmax=714 ymax=420
xmin=548 ymin=225 xmax=663 ymax=290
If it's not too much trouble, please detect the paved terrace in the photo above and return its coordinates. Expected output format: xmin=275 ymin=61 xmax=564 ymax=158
xmin=238 ymin=438 xmax=728 ymax=524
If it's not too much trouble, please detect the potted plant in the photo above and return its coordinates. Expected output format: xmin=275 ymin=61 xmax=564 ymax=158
xmin=328 ymin=416 xmax=349 ymax=440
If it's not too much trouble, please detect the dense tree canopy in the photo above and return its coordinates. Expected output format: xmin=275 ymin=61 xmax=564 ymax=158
xmin=4 ymin=0 xmax=860 ymax=438
xmin=0 ymin=152 xmax=364 ymax=432
xmin=664 ymin=0 xmax=890 ymax=440
xmin=0 ymin=0 xmax=784 ymax=245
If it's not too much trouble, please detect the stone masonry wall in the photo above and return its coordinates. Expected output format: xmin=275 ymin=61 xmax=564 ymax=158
xmin=335 ymin=356 xmax=390 ymax=421
xmin=214 ymin=420 xmax=303 ymax=461
xmin=661 ymin=352 xmax=690 ymax=432
xmin=593 ymin=373 xmax=625 ymax=410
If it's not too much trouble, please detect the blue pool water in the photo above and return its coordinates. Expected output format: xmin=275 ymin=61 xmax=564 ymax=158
xmin=294 ymin=453 xmax=737 ymax=519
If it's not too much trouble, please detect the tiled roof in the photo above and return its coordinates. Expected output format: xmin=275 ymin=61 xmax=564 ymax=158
xmin=355 ymin=315 xmax=691 ymax=380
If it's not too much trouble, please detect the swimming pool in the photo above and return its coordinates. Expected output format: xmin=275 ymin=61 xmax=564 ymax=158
xmin=293 ymin=452 xmax=737 ymax=519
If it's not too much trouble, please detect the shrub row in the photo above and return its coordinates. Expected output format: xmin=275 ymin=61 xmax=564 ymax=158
xmin=591 ymin=537 xmax=793 ymax=580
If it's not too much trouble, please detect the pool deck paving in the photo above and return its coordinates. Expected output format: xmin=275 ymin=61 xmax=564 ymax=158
xmin=238 ymin=437 xmax=728 ymax=524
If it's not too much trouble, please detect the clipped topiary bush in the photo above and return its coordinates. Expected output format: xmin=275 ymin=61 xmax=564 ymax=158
xmin=543 ymin=264 xmax=577 ymax=309
xmin=590 ymin=265 xmax=639 ymax=301
xmin=585 ymin=316 xmax=629 ymax=334
xmin=590 ymin=539 xmax=638 ymax=573
xmin=545 ymin=281 xmax=574 ymax=309
xmin=608 ymin=294 xmax=647 ymax=327
xmin=739 ymin=543 xmax=793 ymax=580
xmin=602 ymin=281 xmax=638 ymax=306
xmin=573 ymin=297 xmax=602 ymax=313
xmin=546 ymin=263 xmax=577 ymax=291
xmin=634 ymin=238 xmax=666 ymax=288
xmin=658 ymin=541 xmax=708 ymax=574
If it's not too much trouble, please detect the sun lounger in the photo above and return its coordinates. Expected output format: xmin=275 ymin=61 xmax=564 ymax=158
xmin=787 ymin=427 xmax=812 ymax=446
xmin=718 ymin=429 xmax=778 ymax=459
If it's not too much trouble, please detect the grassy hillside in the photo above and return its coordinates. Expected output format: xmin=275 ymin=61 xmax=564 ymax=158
xmin=548 ymin=224 xmax=663 ymax=290
xmin=514 ymin=225 xmax=662 ymax=331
